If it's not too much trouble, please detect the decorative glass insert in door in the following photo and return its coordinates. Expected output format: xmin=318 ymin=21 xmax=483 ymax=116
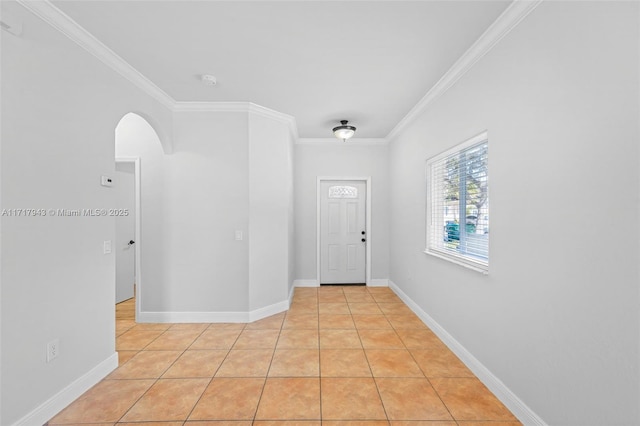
xmin=329 ymin=186 xmax=358 ymax=199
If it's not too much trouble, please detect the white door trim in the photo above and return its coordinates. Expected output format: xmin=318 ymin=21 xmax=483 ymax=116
xmin=317 ymin=177 xmax=372 ymax=286
xmin=115 ymin=157 xmax=141 ymax=319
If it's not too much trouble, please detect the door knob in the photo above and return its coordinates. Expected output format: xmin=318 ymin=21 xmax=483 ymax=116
xmin=361 ymin=231 xmax=366 ymax=235
xmin=128 ymin=240 xmax=135 ymax=245
xmin=361 ymin=238 xmax=366 ymax=242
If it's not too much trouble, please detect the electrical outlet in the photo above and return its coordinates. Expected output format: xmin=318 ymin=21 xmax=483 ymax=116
xmin=47 ymin=339 xmax=59 ymax=362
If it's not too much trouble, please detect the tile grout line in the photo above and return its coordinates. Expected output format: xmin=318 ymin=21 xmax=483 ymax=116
xmin=114 ymin=323 xmax=212 ymax=423
xmin=113 ymin=321 xmax=175 ymax=423
xmin=383 ymin=287 xmax=459 ymax=424
xmin=361 ymin=287 xmax=392 ymax=423
xmin=317 ymin=287 xmax=323 ymax=423
xmin=53 ymin=287 xmax=515 ymax=425
xmin=249 ymin=312 xmax=283 ymax=423
xmin=181 ymin=324 xmax=243 ymax=423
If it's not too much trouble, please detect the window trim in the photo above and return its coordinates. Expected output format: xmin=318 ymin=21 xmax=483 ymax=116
xmin=425 ymin=131 xmax=489 ymax=274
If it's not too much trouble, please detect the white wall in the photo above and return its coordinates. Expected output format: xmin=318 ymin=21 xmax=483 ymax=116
xmin=388 ymin=2 xmax=639 ymax=425
xmin=295 ymin=141 xmax=390 ymax=283
xmin=1 ymin=3 xmax=295 ymax=423
xmin=162 ymin=110 xmax=294 ymax=315
xmin=0 ymin=2 xmax=173 ymax=424
xmin=248 ymin=113 xmax=294 ymax=309
xmin=5 ymin=0 xmax=637 ymax=424
xmin=287 ymin=133 xmax=296 ymax=297
xmin=169 ymin=111 xmax=250 ymax=312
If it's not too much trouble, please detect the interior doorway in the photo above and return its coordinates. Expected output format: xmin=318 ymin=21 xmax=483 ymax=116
xmin=317 ymin=177 xmax=372 ymax=285
xmin=114 ymin=112 xmax=165 ymax=322
xmin=115 ymin=159 xmax=138 ymax=303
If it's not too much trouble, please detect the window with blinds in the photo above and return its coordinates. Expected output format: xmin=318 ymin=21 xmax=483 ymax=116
xmin=426 ymin=132 xmax=489 ymax=273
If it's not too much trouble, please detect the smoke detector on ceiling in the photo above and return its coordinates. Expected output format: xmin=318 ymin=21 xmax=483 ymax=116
xmin=201 ymin=74 xmax=217 ymax=86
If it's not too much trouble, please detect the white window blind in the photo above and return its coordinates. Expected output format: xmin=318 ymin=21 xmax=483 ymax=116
xmin=426 ymin=132 xmax=489 ymax=273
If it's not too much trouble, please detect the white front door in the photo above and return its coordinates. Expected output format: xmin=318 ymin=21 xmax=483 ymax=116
xmin=115 ymin=162 xmax=136 ymax=303
xmin=320 ymin=180 xmax=366 ymax=284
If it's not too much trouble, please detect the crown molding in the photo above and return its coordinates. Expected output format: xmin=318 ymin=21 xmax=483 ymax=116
xmin=386 ymin=0 xmax=543 ymax=142
xmin=172 ymin=101 xmax=251 ymax=113
xmin=173 ymin=101 xmax=294 ymax=122
xmin=13 ymin=0 xmax=302 ymax=140
xmin=248 ymin=102 xmax=296 ymax=127
xmin=249 ymin=103 xmax=299 ymax=141
xmin=16 ymin=0 xmax=176 ymax=110
xmin=297 ymin=138 xmax=388 ymax=146
xmin=15 ymin=0 xmax=300 ymax=140
xmin=16 ymin=0 xmax=539 ymax=144
xmin=174 ymin=101 xmax=299 ymax=140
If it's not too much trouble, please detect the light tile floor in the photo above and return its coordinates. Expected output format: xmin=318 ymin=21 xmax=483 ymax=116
xmin=47 ymin=286 xmax=521 ymax=425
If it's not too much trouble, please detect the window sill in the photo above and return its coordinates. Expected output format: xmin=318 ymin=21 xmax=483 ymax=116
xmin=423 ymin=249 xmax=489 ymax=275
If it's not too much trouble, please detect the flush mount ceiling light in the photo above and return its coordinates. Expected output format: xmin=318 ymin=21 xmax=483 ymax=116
xmin=332 ymin=120 xmax=356 ymax=142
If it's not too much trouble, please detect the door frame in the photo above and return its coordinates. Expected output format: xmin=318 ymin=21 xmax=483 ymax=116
xmin=115 ymin=157 xmax=142 ymax=319
xmin=317 ymin=176 xmax=372 ymax=286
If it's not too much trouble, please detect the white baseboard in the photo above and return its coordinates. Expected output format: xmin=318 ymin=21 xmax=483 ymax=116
xmin=248 ymin=299 xmax=289 ymax=322
xmin=288 ymin=283 xmax=296 ymax=305
xmin=138 ymin=310 xmax=249 ymax=323
xmin=294 ymin=279 xmax=319 ymax=287
xmin=388 ymin=280 xmax=547 ymax=426
xmin=368 ymin=278 xmax=389 ymax=287
xmin=12 ymin=353 xmax=118 ymax=426
xmin=138 ymin=299 xmax=290 ymax=324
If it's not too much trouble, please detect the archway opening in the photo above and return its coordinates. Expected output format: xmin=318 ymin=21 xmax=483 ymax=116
xmin=114 ymin=112 xmax=165 ymax=323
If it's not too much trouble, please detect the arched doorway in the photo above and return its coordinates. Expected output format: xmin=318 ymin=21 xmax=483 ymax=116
xmin=114 ymin=112 xmax=165 ymax=321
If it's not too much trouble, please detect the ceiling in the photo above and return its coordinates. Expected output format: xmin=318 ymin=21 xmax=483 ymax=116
xmin=52 ymin=1 xmax=511 ymax=138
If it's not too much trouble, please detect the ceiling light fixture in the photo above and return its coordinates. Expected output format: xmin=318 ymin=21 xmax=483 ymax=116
xmin=332 ymin=120 xmax=356 ymax=142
